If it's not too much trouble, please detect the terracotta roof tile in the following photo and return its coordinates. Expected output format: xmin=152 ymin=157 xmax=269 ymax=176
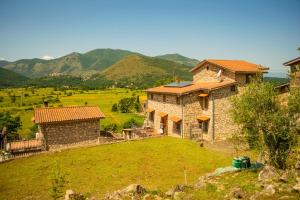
xmin=146 ymin=80 xmax=236 ymax=95
xmin=191 ymin=59 xmax=268 ymax=73
xmin=197 ymin=115 xmax=210 ymax=121
xmin=34 ymin=106 xmax=105 ymax=124
xmin=170 ymin=115 xmax=182 ymax=123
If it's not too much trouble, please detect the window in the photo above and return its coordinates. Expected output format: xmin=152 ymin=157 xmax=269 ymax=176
xmin=150 ymin=94 xmax=153 ymax=100
xmin=231 ymin=85 xmax=236 ymax=92
xmin=206 ymin=66 xmax=209 ymax=70
xmin=176 ymin=96 xmax=180 ymax=105
xmin=246 ymin=74 xmax=252 ymax=83
xmin=163 ymin=95 xmax=166 ymax=102
xmin=174 ymin=122 xmax=181 ymax=135
xmin=201 ymin=97 xmax=209 ymax=109
xmin=199 ymin=121 xmax=208 ymax=133
xmin=149 ymin=112 xmax=154 ymax=121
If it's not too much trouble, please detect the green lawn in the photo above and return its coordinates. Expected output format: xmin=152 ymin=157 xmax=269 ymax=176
xmin=0 ymin=137 xmax=232 ymax=200
xmin=0 ymin=88 xmax=146 ymax=137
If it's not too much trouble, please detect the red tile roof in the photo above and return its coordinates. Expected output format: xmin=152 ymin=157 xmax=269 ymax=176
xmin=34 ymin=106 xmax=105 ymax=124
xmin=146 ymin=80 xmax=236 ymax=95
xmin=191 ymin=59 xmax=268 ymax=73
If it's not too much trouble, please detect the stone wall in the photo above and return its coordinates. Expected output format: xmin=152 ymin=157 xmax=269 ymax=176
xmin=192 ymin=63 xmax=235 ymax=83
xmin=39 ymin=119 xmax=100 ymax=149
xmin=211 ymin=87 xmax=238 ymax=140
xmin=147 ymin=93 xmax=183 ymax=137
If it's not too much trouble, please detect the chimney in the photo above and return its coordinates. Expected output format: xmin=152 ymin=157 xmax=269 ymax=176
xmin=44 ymin=99 xmax=48 ymax=107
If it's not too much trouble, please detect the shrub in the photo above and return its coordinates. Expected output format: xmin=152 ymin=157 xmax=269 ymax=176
xmin=111 ymin=103 xmax=118 ymax=112
xmin=123 ymin=118 xmax=138 ymax=129
xmin=103 ymin=123 xmax=118 ymax=132
xmin=49 ymin=162 xmax=68 ymax=200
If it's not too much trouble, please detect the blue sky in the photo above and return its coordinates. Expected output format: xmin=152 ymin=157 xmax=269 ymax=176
xmin=0 ymin=0 xmax=299 ymax=77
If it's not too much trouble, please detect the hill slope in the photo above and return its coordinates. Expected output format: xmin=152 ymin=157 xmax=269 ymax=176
xmin=102 ymin=54 xmax=192 ymax=81
xmin=156 ymin=53 xmax=199 ymax=67
xmin=0 ymin=67 xmax=29 ymax=87
xmin=2 ymin=49 xmax=139 ymax=78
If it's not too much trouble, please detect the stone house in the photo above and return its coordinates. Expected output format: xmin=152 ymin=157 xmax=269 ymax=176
xmin=34 ymin=106 xmax=105 ymax=149
xmin=145 ymin=59 xmax=268 ymax=141
xmin=283 ymin=56 xmax=300 ymax=89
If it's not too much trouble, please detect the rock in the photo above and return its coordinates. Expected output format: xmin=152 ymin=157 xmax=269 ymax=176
xmin=153 ymin=195 xmax=163 ymax=200
xmin=293 ymin=183 xmax=300 ymax=193
xmin=262 ymin=184 xmax=276 ymax=196
xmin=258 ymin=165 xmax=279 ymax=183
xmin=279 ymin=196 xmax=292 ymax=200
xmin=279 ymin=172 xmax=289 ymax=182
xmin=65 ymin=189 xmax=75 ymax=200
xmin=230 ymin=187 xmax=244 ymax=199
xmin=121 ymin=184 xmax=146 ymax=194
xmin=142 ymin=194 xmax=151 ymax=200
xmin=165 ymin=185 xmax=186 ymax=197
xmin=295 ymin=161 xmax=300 ymax=170
xmin=173 ymin=192 xmax=184 ymax=200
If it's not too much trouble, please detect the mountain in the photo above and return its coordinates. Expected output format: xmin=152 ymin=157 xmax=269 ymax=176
xmin=0 ymin=60 xmax=10 ymax=67
xmin=155 ymin=53 xmax=199 ymax=67
xmin=102 ymin=54 xmax=192 ymax=81
xmin=2 ymin=49 xmax=140 ymax=78
xmin=0 ymin=67 xmax=29 ymax=87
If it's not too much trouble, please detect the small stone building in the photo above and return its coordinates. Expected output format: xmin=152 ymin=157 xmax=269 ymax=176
xmin=145 ymin=59 xmax=268 ymax=141
xmin=34 ymin=106 xmax=105 ymax=149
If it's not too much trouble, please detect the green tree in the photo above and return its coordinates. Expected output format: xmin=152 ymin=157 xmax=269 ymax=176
xmin=111 ymin=103 xmax=118 ymax=112
xmin=231 ymin=81 xmax=298 ymax=169
xmin=0 ymin=112 xmax=22 ymax=139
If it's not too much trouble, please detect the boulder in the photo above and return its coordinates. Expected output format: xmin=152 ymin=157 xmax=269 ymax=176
xmin=230 ymin=187 xmax=244 ymax=199
xmin=262 ymin=184 xmax=276 ymax=196
xmin=120 ymin=184 xmax=146 ymax=194
xmin=65 ymin=189 xmax=75 ymax=200
xmin=165 ymin=185 xmax=186 ymax=197
xmin=258 ymin=165 xmax=279 ymax=183
xmin=293 ymin=183 xmax=300 ymax=193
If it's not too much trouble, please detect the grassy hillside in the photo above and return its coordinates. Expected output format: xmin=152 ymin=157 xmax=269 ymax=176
xmin=102 ymin=55 xmax=192 ymax=81
xmin=156 ymin=53 xmax=199 ymax=67
xmin=264 ymin=76 xmax=289 ymax=85
xmin=0 ymin=67 xmax=29 ymax=87
xmin=2 ymin=49 xmax=139 ymax=78
xmin=0 ymin=137 xmax=232 ymax=200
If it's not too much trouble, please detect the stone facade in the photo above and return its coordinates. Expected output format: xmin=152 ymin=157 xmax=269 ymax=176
xmin=39 ymin=119 xmax=100 ymax=149
xmin=146 ymin=93 xmax=183 ymax=137
xmin=146 ymin=86 xmax=237 ymax=141
xmin=193 ymin=63 xmax=236 ymax=83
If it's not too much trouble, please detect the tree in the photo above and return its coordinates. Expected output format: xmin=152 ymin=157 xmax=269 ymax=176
xmin=10 ymin=94 xmax=16 ymax=103
xmin=0 ymin=112 xmax=22 ymax=140
xmin=123 ymin=118 xmax=139 ymax=129
xmin=230 ymin=81 xmax=298 ymax=169
xmin=111 ymin=103 xmax=118 ymax=112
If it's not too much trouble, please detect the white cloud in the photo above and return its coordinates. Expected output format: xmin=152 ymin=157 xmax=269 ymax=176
xmin=42 ymin=55 xmax=54 ymax=60
xmin=0 ymin=58 xmax=6 ymax=61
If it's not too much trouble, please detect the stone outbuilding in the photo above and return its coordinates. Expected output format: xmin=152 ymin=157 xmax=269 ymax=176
xmin=145 ymin=59 xmax=268 ymax=141
xmin=34 ymin=105 xmax=105 ymax=149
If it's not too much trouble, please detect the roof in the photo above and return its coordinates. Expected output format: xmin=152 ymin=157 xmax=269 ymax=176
xmin=146 ymin=80 xmax=236 ymax=95
xmin=283 ymin=57 xmax=300 ymax=66
xmin=34 ymin=106 xmax=105 ymax=124
xmin=146 ymin=107 xmax=155 ymax=113
xmin=190 ymin=59 xmax=268 ymax=74
xmin=158 ymin=112 xmax=168 ymax=117
xmin=170 ymin=115 xmax=182 ymax=123
xmin=197 ymin=115 xmax=210 ymax=121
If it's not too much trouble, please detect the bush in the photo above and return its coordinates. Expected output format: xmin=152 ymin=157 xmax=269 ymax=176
xmin=123 ymin=118 xmax=138 ymax=129
xmin=103 ymin=123 xmax=118 ymax=132
xmin=111 ymin=103 xmax=118 ymax=112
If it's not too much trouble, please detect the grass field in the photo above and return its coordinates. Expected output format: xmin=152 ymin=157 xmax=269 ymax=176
xmin=0 ymin=88 xmax=146 ymax=137
xmin=0 ymin=137 xmax=232 ymax=200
